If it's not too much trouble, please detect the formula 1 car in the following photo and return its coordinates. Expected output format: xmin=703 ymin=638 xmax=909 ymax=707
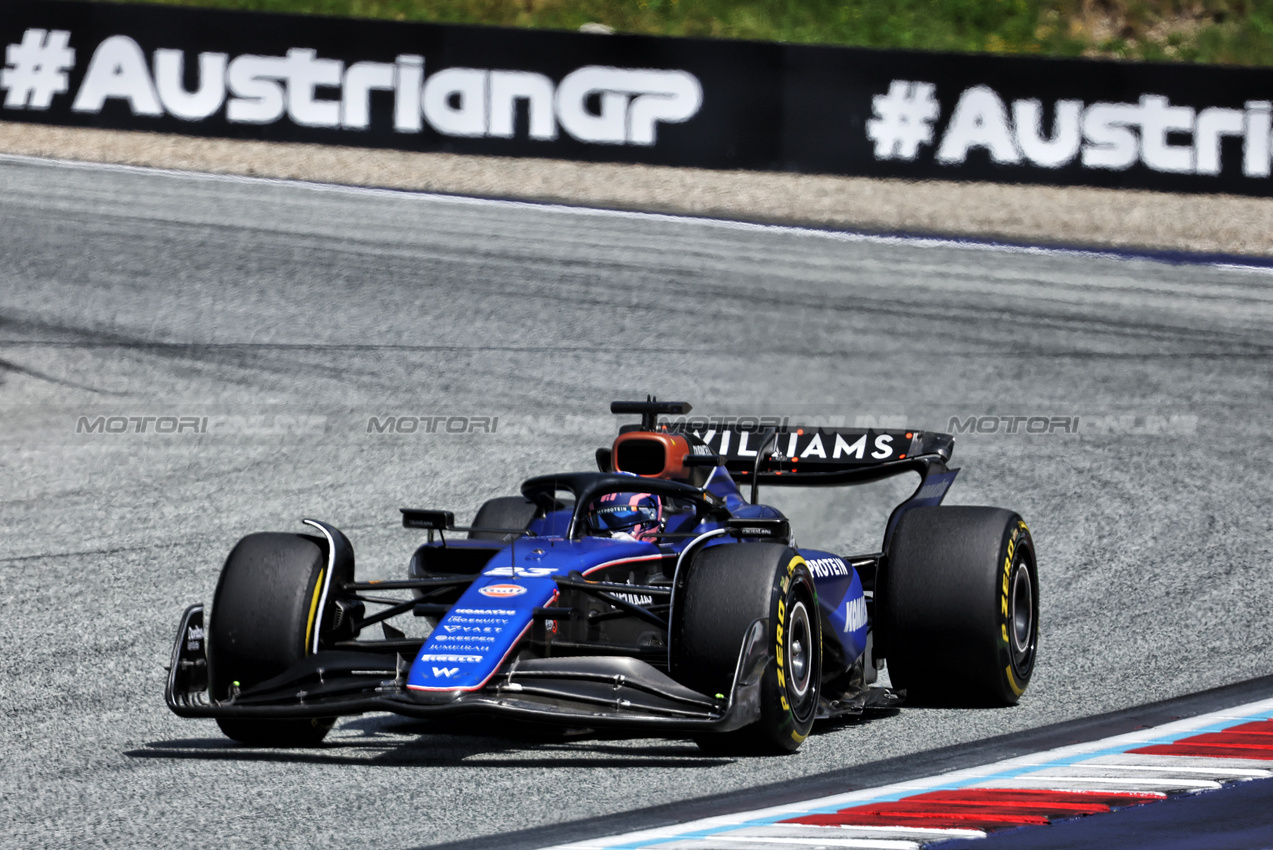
xmin=166 ymin=399 xmax=1038 ymax=754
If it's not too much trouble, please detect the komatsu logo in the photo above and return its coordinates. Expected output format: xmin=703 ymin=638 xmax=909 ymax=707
xmin=844 ymin=596 xmax=868 ymax=632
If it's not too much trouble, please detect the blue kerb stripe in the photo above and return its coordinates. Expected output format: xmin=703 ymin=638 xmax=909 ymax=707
xmin=604 ymin=706 xmax=1273 ymax=848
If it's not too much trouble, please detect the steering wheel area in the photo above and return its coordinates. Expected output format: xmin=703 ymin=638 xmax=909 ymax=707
xmin=520 ymin=473 xmax=725 ymax=539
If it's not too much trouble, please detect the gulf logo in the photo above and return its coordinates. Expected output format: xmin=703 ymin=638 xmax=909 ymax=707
xmin=478 ymin=583 xmax=527 ymax=598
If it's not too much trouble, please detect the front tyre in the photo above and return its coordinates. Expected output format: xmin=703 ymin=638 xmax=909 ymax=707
xmin=207 ymin=532 xmax=344 ymax=746
xmin=881 ymin=507 xmax=1038 ymax=706
xmin=673 ymin=543 xmax=821 ymax=755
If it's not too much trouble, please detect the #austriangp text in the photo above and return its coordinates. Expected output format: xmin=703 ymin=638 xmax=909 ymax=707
xmin=3 ymin=0 xmax=1271 ymax=194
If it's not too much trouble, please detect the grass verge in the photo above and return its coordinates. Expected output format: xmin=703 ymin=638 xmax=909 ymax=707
xmin=89 ymin=0 xmax=1273 ymax=66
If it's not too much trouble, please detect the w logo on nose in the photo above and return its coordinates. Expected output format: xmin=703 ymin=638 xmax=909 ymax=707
xmin=432 ymin=666 xmax=460 ymax=678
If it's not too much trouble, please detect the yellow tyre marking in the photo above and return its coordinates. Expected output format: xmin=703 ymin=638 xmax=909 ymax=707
xmin=304 ymin=567 xmax=325 ymax=655
xmin=1002 ymin=525 xmax=1029 ymax=694
xmin=778 ymin=554 xmax=809 ymax=723
xmin=1005 ymin=664 xmax=1025 ymax=696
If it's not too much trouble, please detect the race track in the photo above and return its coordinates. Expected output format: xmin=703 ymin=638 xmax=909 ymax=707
xmin=2 ymin=156 xmax=1272 ymax=848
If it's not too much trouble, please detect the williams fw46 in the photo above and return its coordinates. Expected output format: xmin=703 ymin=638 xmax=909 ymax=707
xmin=166 ymin=400 xmax=1038 ymax=754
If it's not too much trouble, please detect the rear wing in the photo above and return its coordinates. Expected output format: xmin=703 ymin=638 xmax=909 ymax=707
xmin=660 ymin=421 xmax=960 ymax=545
xmin=609 ymin=400 xmax=960 ymax=549
xmin=658 ymin=422 xmax=955 ymax=487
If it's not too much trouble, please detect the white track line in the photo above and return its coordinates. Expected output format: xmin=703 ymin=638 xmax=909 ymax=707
xmin=3 ymin=152 xmax=1270 ymax=273
xmin=547 ymin=696 xmax=1273 ymax=849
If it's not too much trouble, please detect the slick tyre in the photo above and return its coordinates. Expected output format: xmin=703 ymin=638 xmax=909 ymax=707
xmin=207 ymin=532 xmax=339 ymax=746
xmin=881 ymin=507 xmax=1038 ymax=706
xmin=468 ymin=496 xmax=538 ymax=541
xmin=673 ymin=543 xmax=821 ymax=755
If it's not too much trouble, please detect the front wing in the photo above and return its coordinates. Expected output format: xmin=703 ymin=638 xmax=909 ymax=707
xmin=165 ymin=604 xmax=767 ymax=732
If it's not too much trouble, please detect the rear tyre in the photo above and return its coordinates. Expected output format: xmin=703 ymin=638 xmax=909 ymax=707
xmin=468 ymin=496 xmax=538 ymax=541
xmin=207 ymin=532 xmax=342 ymax=746
xmin=881 ymin=507 xmax=1037 ymax=706
xmin=673 ymin=543 xmax=821 ymax=755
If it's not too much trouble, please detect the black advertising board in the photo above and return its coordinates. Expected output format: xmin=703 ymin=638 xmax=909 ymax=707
xmin=2 ymin=0 xmax=1271 ymax=195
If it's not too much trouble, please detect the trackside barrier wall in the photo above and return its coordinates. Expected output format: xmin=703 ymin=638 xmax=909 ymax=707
xmin=3 ymin=0 xmax=1273 ymax=196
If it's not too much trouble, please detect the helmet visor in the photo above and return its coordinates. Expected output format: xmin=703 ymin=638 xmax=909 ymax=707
xmin=590 ymin=503 xmax=660 ymax=531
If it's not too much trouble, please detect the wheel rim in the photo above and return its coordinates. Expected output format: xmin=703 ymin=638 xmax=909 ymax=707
xmin=1008 ymin=558 xmax=1036 ymax=676
xmin=786 ymin=599 xmax=815 ymax=712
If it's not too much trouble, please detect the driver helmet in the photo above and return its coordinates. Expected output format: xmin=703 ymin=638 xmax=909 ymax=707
xmin=586 ymin=492 xmax=663 ymax=541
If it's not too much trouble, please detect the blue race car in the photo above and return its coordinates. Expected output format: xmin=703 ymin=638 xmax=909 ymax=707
xmin=166 ymin=399 xmax=1038 ymax=754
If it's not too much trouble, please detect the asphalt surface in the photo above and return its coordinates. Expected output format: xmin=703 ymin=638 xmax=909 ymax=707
xmin=2 ymin=156 xmax=1272 ymax=849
